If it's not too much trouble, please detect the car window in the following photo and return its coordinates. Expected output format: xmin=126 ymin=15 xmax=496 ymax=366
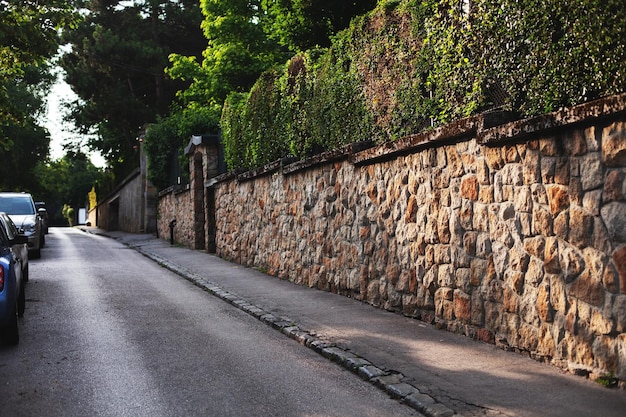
xmin=0 ymin=196 xmax=35 ymax=215
xmin=0 ymin=215 xmax=17 ymax=240
xmin=0 ymin=220 xmax=10 ymax=247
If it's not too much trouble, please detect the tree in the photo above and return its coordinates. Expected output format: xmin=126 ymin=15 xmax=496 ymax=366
xmin=261 ymin=0 xmax=378 ymax=52
xmin=167 ymin=0 xmax=289 ymax=106
xmin=0 ymin=64 xmax=54 ymax=193
xmin=34 ymin=150 xmax=106 ymax=225
xmin=0 ymin=0 xmax=76 ymax=148
xmin=59 ymin=0 xmax=207 ymax=180
xmin=146 ymin=0 xmax=287 ymax=190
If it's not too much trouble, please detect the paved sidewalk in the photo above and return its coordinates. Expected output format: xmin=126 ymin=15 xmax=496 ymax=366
xmin=81 ymin=227 xmax=626 ymax=417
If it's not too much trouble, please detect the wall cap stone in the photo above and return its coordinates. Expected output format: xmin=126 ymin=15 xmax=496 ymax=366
xmin=351 ymin=115 xmax=483 ymax=166
xmin=480 ymin=93 xmax=626 ymax=145
xmin=157 ymin=183 xmax=190 ymax=198
xmin=283 ymin=141 xmax=375 ymax=175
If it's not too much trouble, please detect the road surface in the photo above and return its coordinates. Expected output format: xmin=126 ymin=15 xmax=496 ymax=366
xmin=0 ymin=228 xmax=420 ymax=417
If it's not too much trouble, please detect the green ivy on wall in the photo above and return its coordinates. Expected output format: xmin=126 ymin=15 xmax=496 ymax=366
xmin=221 ymin=0 xmax=626 ymax=171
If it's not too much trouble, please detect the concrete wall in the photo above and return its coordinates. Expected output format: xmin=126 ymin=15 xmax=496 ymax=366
xmin=96 ymin=169 xmax=139 ymax=232
xmin=210 ymin=95 xmax=626 ymax=381
xmin=95 ymin=166 xmax=157 ymax=233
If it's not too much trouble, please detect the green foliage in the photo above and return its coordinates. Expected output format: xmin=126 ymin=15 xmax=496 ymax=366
xmin=221 ymin=0 xmax=626 ymax=171
xmin=221 ymin=47 xmax=375 ymax=170
xmin=261 ymin=0 xmax=377 ymax=52
xmin=168 ymin=0 xmax=289 ymax=105
xmin=241 ymin=70 xmax=289 ymax=167
xmin=0 ymin=64 xmax=54 ymax=191
xmin=62 ymin=204 xmax=74 ymax=227
xmin=35 ymin=150 xmax=105 ymax=225
xmin=306 ymin=49 xmax=376 ymax=153
xmin=221 ymin=92 xmax=249 ymax=169
xmin=221 ymin=71 xmax=289 ymax=170
xmin=155 ymin=0 xmax=290 ymax=181
xmin=0 ymin=0 xmax=76 ymax=135
xmin=595 ymin=372 xmax=618 ymax=388
xmin=60 ymin=0 xmax=207 ymax=180
xmin=144 ymin=104 xmax=222 ymax=190
xmin=0 ymin=0 xmax=76 ymax=77
xmin=472 ymin=0 xmax=626 ymax=114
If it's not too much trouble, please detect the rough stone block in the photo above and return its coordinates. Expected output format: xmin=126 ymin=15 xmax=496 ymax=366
xmin=564 ymin=128 xmax=589 ymax=156
xmin=523 ymin=149 xmax=541 ymax=184
xmin=601 ymin=202 xmax=626 ymax=242
xmin=519 ymin=322 xmax=539 ymax=351
xmin=611 ymin=245 xmax=626 ymax=294
xmin=503 ymin=285 xmax=519 ymax=313
xmin=471 ymin=292 xmax=485 ymax=326
xmin=591 ymin=309 xmax=614 ymax=335
xmin=553 ymin=210 xmax=569 ymax=241
xmin=537 ymin=283 xmax=554 ymax=322
xmin=554 ymin=157 xmax=570 ymax=185
xmin=568 ymin=269 xmax=604 ymax=307
xmin=541 ymin=156 xmax=556 ymax=183
xmin=580 ymin=153 xmax=605 ymax=191
xmin=547 ymin=185 xmax=570 ymax=215
xmin=484 ymin=300 xmax=503 ymax=330
xmin=603 ymin=169 xmax=626 ymax=202
xmin=502 ymin=312 xmax=521 ymax=346
xmin=559 ymin=241 xmax=585 ymax=282
xmin=524 ymin=236 xmax=545 ymax=259
xmin=525 ymin=257 xmax=544 ymax=287
xmin=614 ymin=295 xmax=626 ymax=333
xmin=461 ymin=175 xmax=479 ymax=201
xmin=602 ymin=121 xmax=626 ymax=166
xmin=532 ymin=205 xmax=553 ymax=237
xmin=453 ymin=289 xmax=471 ymax=322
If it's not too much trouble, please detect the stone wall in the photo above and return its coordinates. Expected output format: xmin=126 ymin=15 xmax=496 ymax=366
xmin=212 ymin=95 xmax=626 ymax=381
xmin=157 ymin=185 xmax=194 ymax=247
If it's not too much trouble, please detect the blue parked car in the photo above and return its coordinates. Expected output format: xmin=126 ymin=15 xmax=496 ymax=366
xmin=0 ymin=212 xmax=29 ymax=345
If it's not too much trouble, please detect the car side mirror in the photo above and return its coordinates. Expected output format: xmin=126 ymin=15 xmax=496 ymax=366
xmin=13 ymin=235 xmax=30 ymax=246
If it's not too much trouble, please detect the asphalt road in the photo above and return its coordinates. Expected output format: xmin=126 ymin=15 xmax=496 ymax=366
xmin=0 ymin=228 xmax=421 ymax=417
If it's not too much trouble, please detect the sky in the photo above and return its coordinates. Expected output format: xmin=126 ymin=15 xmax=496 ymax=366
xmin=44 ymin=72 xmax=106 ymax=168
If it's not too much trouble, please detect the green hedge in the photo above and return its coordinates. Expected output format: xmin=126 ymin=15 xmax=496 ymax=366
xmin=221 ymin=0 xmax=626 ymax=170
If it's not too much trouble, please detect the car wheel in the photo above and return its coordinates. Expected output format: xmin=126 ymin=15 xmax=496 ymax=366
xmin=23 ymin=265 xmax=28 ymax=283
xmin=41 ymin=233 xmax=45 ymax=248
xmin=31 ymin=248 xmax=41 ymax=259
xmin=17 ymin=284 xmax=25 ymax=317
xmin=1 ymin=305 xmax=19 ymax=345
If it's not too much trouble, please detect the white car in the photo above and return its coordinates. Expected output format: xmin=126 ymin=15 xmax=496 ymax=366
xmin=0 ymin=193 xmax=42 ymax=259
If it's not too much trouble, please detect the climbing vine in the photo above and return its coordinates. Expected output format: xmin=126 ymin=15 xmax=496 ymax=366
xmin=221 ymin=0 xmax=626 ymax=170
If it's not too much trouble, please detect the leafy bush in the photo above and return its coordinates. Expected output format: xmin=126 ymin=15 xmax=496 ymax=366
xmin=471 ymin=0 xmax=626 ymax=115
xmin=220 ymin=0 xmax=626 ymax=171
xmin=144 ymin=104 xmax=221 ymax=190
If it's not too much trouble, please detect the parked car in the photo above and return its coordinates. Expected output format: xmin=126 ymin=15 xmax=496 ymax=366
xmin=35 ymin=201 xmax=49 ymax=235
xmin=0 ymin=212 xmax=28 ymax=344
xmin=0 ymin=193 xmax=42 ymax=258
xmin=0 ymin=212 xmax=29 ymax=282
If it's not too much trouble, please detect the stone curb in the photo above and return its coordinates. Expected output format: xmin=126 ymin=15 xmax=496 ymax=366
xmin=129 ymin=243 xmax=463 ymax=417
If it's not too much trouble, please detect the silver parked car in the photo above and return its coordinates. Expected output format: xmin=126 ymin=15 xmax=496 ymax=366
xmin=0 ymin=193 xmax=42 ymax=259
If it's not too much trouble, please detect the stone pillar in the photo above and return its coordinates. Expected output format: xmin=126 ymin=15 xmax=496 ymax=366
xmin=185 ymin=134 xmax=224 ymax=252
